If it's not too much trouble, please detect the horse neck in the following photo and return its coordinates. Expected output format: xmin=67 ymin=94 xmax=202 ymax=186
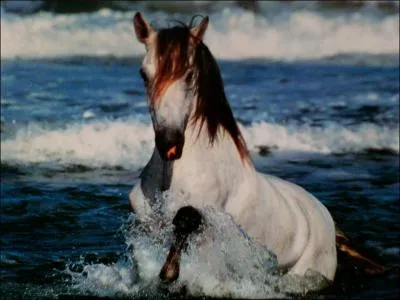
xmin=176 ymin=120 xmax=256 ymax=181
xmin=140 ymin=119 xmax=256 ymax=212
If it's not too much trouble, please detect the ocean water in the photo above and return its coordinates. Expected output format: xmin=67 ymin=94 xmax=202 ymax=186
xmin=1 ymin=1 xmax=399 ymax=299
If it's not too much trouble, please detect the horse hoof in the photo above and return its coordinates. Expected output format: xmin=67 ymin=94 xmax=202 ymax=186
xmin=159 ymin=249 xmax=180 ymax=283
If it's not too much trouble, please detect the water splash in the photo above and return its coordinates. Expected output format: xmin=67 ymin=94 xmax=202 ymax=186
xmin=68 ymin=203 xmax=332 ymax=298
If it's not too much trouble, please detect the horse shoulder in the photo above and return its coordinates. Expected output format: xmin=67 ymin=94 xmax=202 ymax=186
xmin=167 ymin=134 xmax=236 ymax=209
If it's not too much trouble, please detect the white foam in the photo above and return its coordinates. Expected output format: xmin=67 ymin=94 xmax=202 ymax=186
xmin=171 ymin=207 xmax=280 ymax=298
xmin=70 ymin=208 xmax=280 ymax=298
xmin=240 ymin=121 xmax=399 ymax=155
xmin=1 ymin=119 xmax=398 ymax=169
xmin=70 ymin=261 xmax=139 ymax=297
xmin=1 ymin=8 xmax=398 ymax=60
xmin=0 ymin=119 xmax=155 ymax=169
xmin=82 ymin=110 xmax=95 ymax=119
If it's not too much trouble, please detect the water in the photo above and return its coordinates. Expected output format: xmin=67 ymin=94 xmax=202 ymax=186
xmin=1 ymin=1 xmax=399 ymax=299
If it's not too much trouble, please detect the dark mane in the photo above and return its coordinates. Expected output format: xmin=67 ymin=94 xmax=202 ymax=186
xmin=192 ymin=41 xmax=249 ymax=160
xmin=155 ymin=20 xmax=249 ymax=161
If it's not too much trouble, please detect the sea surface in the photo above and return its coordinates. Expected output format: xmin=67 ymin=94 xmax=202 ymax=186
xmin=1 ymin=1 xmax=399 ymax=299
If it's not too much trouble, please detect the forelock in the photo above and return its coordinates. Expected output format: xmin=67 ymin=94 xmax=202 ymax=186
xmin=151 ymin=24 xmax=192 ymax=101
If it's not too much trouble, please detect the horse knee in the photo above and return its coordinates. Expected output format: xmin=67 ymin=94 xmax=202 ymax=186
xmin=129 ymin=185 xmax=152 ymax=221
xmin=129 ymin=189 xmax=139 ymax=212
xmin=288 ymin=243 xmax=336 ymax=282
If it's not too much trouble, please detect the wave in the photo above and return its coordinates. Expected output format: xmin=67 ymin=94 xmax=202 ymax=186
xmin=2 ymin=0 xmax=399 ymax=16
xmin=1 ymin=119 xmax=398 ymax=169
xmin=1 ymin=7 xmax=398 ymax=61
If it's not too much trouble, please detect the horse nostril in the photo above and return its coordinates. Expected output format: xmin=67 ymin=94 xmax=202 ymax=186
xmin=166 ymin=145 xmax=177 ymax=160
xmin=155 ymin=128 xmax=185 ymax=161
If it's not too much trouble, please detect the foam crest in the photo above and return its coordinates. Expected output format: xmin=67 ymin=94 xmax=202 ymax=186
xmin=206 ymin=10 xmax=399 ymax=60
xmin=1 ymin=8 xmax=398 ymax=60
xmin=1 ymin=120 xmax=398 ymax=169
xmin=240 ymin=122 xmax=399 ymax=154
xmin=0 ymin=119 xmax=154 ymax=169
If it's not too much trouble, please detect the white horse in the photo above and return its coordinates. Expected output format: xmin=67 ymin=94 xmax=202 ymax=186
xmin=129 ymin=12 xmax=337 ymax=284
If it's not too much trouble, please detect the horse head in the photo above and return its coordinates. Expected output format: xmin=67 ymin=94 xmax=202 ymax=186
xmin=133 ymin=13 xmax=209 ymax=161
xmin=133 ymin=12 xmax=248 ymax=162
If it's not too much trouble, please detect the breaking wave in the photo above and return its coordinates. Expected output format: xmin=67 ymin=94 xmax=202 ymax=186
xmin=1 ymin=119 xmax=398 ymax=170
xmin=1 ymin=7 xmax=398 ymax=61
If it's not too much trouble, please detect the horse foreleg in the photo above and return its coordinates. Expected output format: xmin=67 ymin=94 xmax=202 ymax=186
xmin=159 ymin=206 xmax=203 ymax=283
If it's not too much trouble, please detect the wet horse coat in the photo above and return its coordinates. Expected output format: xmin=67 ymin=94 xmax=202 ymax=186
xmin=129 ymin=13 xmax=337 ymax=283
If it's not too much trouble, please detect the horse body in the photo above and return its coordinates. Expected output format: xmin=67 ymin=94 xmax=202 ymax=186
xmin=131 ymin=121 xmax=337 ymax=280
xmin=129 ymin=12 xmax=337 ymax=283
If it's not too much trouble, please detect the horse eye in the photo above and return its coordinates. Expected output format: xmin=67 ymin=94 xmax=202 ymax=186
xmin=140 ymin=68 xmax=149 ymax=86
xmin=185 ymin=71 xmax=193 ymax=85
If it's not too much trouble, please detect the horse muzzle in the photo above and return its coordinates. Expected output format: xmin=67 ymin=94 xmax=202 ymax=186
xmin=155 ymin=128 xmax=185 ymax=161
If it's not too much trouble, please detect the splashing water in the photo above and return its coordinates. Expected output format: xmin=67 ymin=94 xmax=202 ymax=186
xmin=68 ymin=200 xmax=331 ymax=298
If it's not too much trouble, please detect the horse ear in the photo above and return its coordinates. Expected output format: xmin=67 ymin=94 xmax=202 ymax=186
xmin=190 ymin=16 xmax=209 ymax=42
xmin=133 ymin=12 xmax=154 ymax=44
